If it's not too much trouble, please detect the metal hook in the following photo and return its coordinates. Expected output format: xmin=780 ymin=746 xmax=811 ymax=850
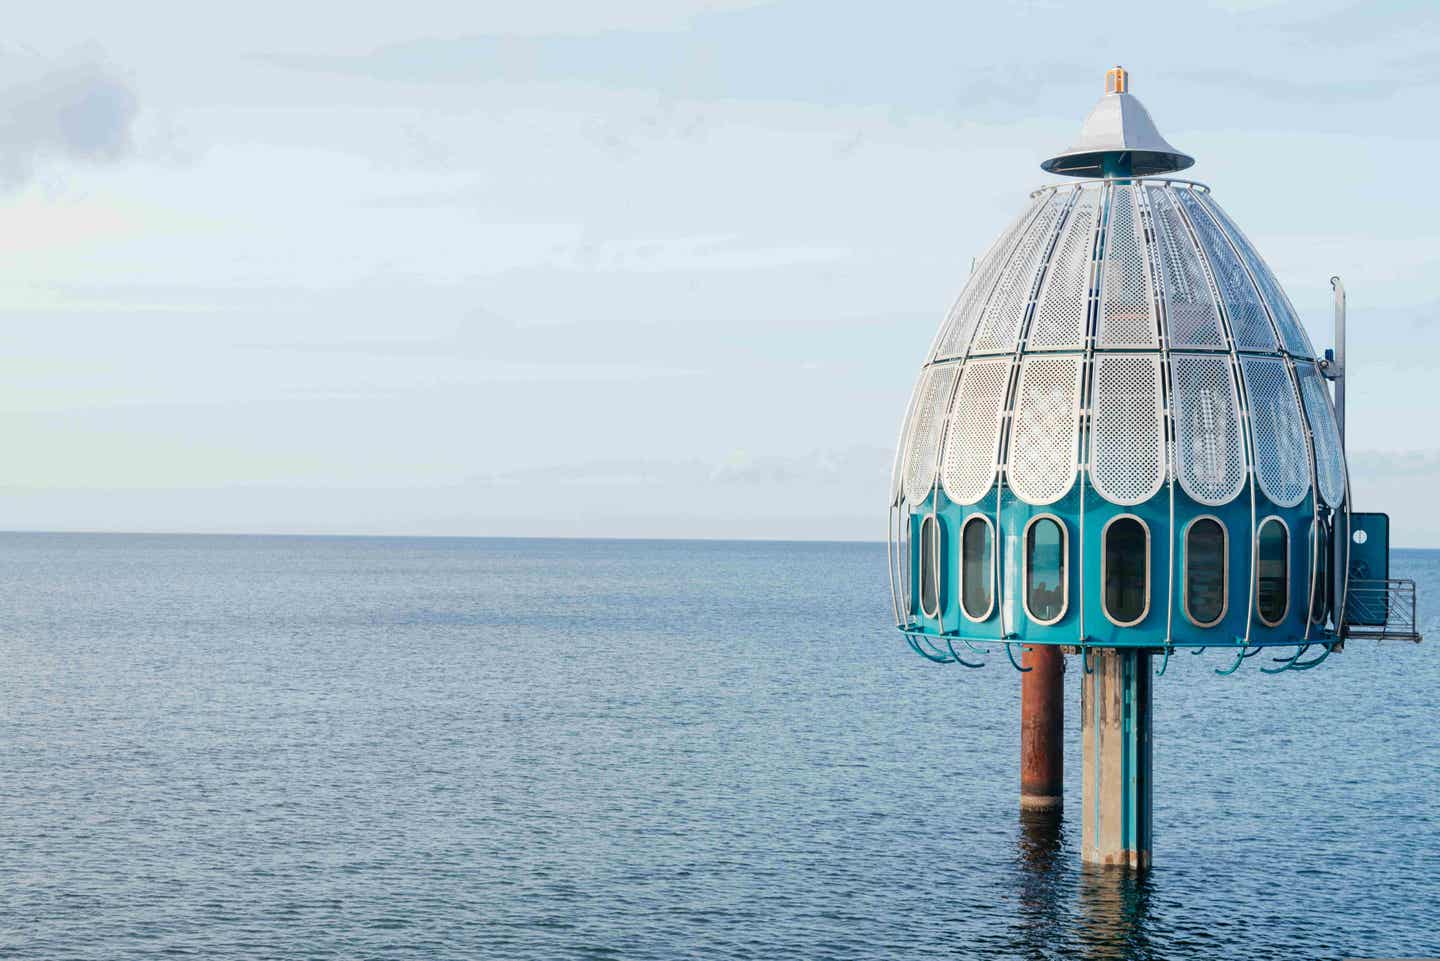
xmin=1288 ymin=642 xmax=1335 ymax=671
xmin=1190 ymin=646 xmax=1207 ymax=655
xmin=904 ymin=633 xmax=952 ymax=664
xmin=1215 ymin=644 xmax=1249 ymax=676
xmin=1261 ymin=644 xmax=1309 ymax=675
xmin=944 ymin=637 xmax=986 ymax=669
xmin=1155 ymin=644 xmax=1172 ymax=677
xmin=1005 ymin=642 xmax=1032 ymax=673
xmin=1082 ymin=644 xmax=1094 ymax=675
xmin=961 ymin=637 xmax=992 ymax=656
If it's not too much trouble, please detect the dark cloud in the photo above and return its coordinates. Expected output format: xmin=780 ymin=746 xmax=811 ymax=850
xmin=0 ymin=52 xmax=139 ymax=186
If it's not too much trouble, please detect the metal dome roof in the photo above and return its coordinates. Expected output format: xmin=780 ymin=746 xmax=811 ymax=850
xmin=892 ymin=178 xmax=1346 ymax=514
xmin=1041 ymin=67 xmax=1194 ymax=177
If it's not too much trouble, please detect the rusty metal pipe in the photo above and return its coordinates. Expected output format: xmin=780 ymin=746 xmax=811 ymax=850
xmin=1020 ymin=645 xmax=1064 ymax=810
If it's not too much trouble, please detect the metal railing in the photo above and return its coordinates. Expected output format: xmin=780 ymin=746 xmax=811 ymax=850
xmin=1343 ymin=578 xmax=1422 ymax=642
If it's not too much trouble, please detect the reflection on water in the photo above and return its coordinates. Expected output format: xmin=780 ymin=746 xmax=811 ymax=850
xmin=1012 ymin=811 xmax=1156 ymax=961
xmin=1077 ymin=866 xmax=1154 ymax=961
xmin=1015 ymin=809 xmax=1070 ymax=956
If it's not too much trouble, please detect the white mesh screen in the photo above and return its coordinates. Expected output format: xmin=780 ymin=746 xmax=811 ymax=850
xmin=1200 ymin=196 xmax=1316 ymax=358
xmin=1029 ymin=186 xmax=1098 ymax=351
xmin=940 ymin=358 xmax=1013 ymax=505
xmin=1177 ymin=188 xmax=1278 ymax=352
xmin=970 ymin=192 xmax=1065 ymax=354
xmin=1296 ymin=363 xmax=1345 ymax=508
xmin=933 ymin=196 xmax=1047 ymax=360
xmin=901 ymin=364 xmax=959 ymax=505
xmin=1240 ymin=357 xmax=1311 ymax=508
xmin=1097 ymin=185 xmax=1158 ymax=348
xmin=1171 ymin=354 xmax=1247 ymax=505
xmin=1006 ymin=356 xmax=1083 ymax=505
xmin=1147 ymin=186 xmax=1225 ymax=348
xmin=1089 ymin=354 xmax=1165 ymax=505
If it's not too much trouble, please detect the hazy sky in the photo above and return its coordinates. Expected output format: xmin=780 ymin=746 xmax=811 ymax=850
xmin=3 ymin=0 xmax=1438 ymax=543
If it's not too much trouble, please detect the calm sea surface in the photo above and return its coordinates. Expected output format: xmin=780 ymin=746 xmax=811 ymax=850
xmin=0 ymin=533 xmax=1436 ymax=960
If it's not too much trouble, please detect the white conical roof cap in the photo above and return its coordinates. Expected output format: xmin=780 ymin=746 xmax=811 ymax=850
xmin=1041 ymin=67 xmax=1194 ymax=177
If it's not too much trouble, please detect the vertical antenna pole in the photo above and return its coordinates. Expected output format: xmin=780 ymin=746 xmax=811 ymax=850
xmin=1330 ymin=276 xmax=1345 ymax=445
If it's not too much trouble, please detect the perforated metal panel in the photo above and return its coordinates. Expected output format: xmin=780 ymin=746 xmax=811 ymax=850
xmin=1029 ymin=186 xmax=1098 ymax=351
xmin=1177 ymin=188 xmax=1277 ymax=352
xmin=1199 ymin=195 xmax=1316 ymax=358
xmin=1146 ymin=186 xmax=1225 ymax=348
xmin=1296 ymin=363 xmax=1345 ymax=508
xmin=901 ymin=364 xmax=959 ymax=505
xmin=933 ymin=196 xmax=1047 ymax=360
xmin=1098 ymin=185 xmax=1158 ymax=348
xmin=940 ymin=357 xmax=1013 ymax=505
xmin=1089 ymin=354 xmax=1165 ymax=505
xmin=1240 ymin=357 xmax=1310 ymax=508
xmin=970 ymin=192 xmax=1066 ymax=354
xmin=1170 ymin=354 xmax=1247 ymax=505
xmin=889 ymin=377 xmax=921 ymax=502
xmin=1005 ymin=356 xmax=1083 ymax=505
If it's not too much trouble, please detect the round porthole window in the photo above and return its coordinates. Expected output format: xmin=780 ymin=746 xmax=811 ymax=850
xmin=1353 ymin=529 xmax=1368 ymax=545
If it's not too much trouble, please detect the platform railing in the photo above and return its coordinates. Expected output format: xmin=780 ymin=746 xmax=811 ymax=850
xmin=1343 ymin=578 xmax=1422 ymax=642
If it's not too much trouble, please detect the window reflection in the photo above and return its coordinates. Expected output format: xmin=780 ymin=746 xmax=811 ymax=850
xmin=1184 ymin=517 xmax=1227 ymax=626
xmin=1256 ymin=517 xmax=1288 ymax=625
xmin=962 ymin=516 xmax=993 ymax=620
xmin=1104 ymin=516 xmax=1149 ymax=625
xmin=1025 ymin=517 xmax=1066 ymax=623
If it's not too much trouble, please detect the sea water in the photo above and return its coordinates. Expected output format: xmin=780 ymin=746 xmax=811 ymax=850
xmin=1 ymin=534 xmax=1436 ymax=959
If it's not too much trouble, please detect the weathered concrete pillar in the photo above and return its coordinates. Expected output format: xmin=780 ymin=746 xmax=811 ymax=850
xmin=1020 ymin=645 xmax=1064 ymax=810
xmin=1081 ymin=649 xmax=1152 ymax=868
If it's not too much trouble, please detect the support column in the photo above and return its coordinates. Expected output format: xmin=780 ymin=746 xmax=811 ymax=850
xmin=1081 ymin=649 xmax=1152 ymax=868
xmin=1020 ymin=645 xmax=1064 ymax=810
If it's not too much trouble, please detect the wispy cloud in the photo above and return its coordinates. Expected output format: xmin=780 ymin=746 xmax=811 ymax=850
xmin=0 ymin=49 xmax=139 ymax=187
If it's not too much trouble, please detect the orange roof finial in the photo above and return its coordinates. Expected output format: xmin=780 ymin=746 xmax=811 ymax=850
xmin=1106 ymin=65 xmax=1128 ymax=95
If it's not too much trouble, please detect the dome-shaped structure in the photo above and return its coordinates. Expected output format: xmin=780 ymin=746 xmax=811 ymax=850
xmin=888 ymin=72 xmax=1349 ymax=653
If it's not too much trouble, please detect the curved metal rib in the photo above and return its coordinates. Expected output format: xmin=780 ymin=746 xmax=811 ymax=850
xmin=1261 ymin=644 xmax=1309 ymax=675
xmin=1005 ymin=642 xmax=1032 ymax=672
xmin=1288 ymin=642 xmax=1335 ymax=671
xmin=1215 ymin=644 xmax=1249 ymax=676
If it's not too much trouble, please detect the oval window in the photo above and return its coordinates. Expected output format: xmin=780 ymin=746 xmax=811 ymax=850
xmin=919 ymin=514 xmax=942 ymax=619
xmin=1256 ymin=517 xmax=1288 ymax=626
xmin=1184 ymin=517 xmax=1227 ymax=627
xmin=1103 ymin=516 xmax=1149 ymax=626
xmin=961 ymin=515 xmax=994 ymax=621
xmin=1024 ymin=516 xmax=1067 ymax=624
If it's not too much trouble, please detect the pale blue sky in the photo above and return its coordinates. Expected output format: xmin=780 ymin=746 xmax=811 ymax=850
xmin=2 ymin=0 xmax=1437 ymax=543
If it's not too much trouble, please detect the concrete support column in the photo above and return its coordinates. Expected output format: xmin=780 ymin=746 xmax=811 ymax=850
xmin=1020 ymin=645 xmax=1065 ymax=810
xmin=1081 ymin=649 xmax=1153 ymax=868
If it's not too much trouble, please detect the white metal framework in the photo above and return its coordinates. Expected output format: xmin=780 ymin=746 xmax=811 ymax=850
xmin=1176 ymin=188 xmax=1277 ymax=352
xmin=1006 ymin=355 xmax=1084 ymax=505
xmin=1240 ymin=357 xmax=1311 ymax=508
xmin=900 ymin=364 xmax=959 ymax=506
xmin=1146 ymin=185 xmax=1225 ymax=349
xmin=971 ymin=194 xmax=1067 ymax=355
xmin=1169 ymin=353 xmax=1247 ymax=505
xmin=1097 ymin=185 xmax=1158 ymax=348
xmin=1295 ymin=362 xmax=1346 ymax=509
xmin=889 ymin=177 xmax=1353 ymax=635
xmin=1089 ymin=353 xmax=1166 ymax=505
xmin=933 ymin=196 xmax=1046 ymax=361
xmin=1029 ymin=187 xmax=1098 ymax=351
xmin=940 ymin=358 xmax=1012 ymax=505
